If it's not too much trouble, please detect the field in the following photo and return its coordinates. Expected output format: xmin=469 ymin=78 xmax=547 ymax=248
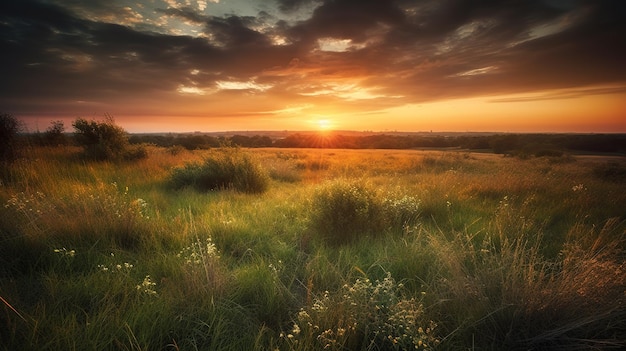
xmin=1 ymin=145 xmax=625 ymax=350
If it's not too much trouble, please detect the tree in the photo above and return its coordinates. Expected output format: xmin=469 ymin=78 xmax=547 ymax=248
xmin=43 ymin=120 xmax=67 ymax=146
xmin=72 ymin=116 xmax=130 ymax=160
xmin=0 ymin=113 xmax=23 ymax=164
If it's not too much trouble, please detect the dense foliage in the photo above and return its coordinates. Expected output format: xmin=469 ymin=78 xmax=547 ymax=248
xmin=129 ymin=131 xmax=626 ymax=155
xmin=73 ymin=116 xmax=147 ymax=161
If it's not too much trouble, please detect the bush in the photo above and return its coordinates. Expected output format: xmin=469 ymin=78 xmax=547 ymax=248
xmin=169 ymin=148 xmax=268 ymax=193
xmin=72 ymin=116 xmax=145 ymax=161
xmin=310 ymin=180 xmax=423 ymax=245
xmin=310 ymin=180 xmax=385 ymax=244
xmin=123 ymin=144 xmax=149 ymax=161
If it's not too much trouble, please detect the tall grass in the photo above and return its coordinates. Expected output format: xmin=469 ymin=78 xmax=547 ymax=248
xmin=1 ymin=146 xmax=625 ymax=350
xmin=2 ymin=181 xmax=153 ymax=249
xmin=426 ymin=198 xmax=626 ymax=349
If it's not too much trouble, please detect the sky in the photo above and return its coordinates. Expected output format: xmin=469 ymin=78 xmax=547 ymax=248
xmin=1 ymin=0 xmax=625 ymax=133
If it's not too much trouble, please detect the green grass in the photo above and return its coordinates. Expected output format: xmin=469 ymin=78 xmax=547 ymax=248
xmin=1 ymin=146 xmax=625 ymax=350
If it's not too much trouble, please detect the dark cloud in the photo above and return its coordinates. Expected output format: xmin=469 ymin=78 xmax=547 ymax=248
xmin=276 ymin=0 xmax=321 ymax=12
xmin=1 ymin=0 xmax=625 ymax=122
xmin=358 ymin=0 xmax=626 ymax=100
xmin=288 ymin=0 xmax=406 ymax=44
xmin=207 ymin=15 xmax=272 ymax=47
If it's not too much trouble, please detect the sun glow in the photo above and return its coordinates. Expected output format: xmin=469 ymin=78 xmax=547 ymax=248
xmin=317 ymin=119 xmax=332 ymax=130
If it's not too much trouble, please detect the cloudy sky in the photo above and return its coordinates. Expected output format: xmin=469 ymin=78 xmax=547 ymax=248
xmin=1 ymin=0 xmax=625 ymax=133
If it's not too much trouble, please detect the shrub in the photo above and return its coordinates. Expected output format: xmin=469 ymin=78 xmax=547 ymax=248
xmin=123 ymin=144 xmax=149 ymax=161
xmin=310 ymin=180 xmax=423 ymax=244
xmin=72 ymin=116 xmax=146 ymax=161
xmin=169 ymin=148 xmax=268 ymax=193
xmin=310 ymin=180 xmax=385 ymax=244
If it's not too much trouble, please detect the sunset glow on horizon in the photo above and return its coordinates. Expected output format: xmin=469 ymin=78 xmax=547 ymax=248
xmin=1 ymin=0 xmax=625 ymax=133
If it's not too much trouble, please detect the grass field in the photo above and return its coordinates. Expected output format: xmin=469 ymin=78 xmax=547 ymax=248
xmin=1 ymin=145 xmax=625 ymax=350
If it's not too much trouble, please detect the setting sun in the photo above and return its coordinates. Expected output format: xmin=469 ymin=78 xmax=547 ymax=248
xmin=317 ymin=119 xmax=332 ymax=130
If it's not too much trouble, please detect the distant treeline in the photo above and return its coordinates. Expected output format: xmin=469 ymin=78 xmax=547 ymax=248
xmin=127 ymin=132 xmax=626 ymax=155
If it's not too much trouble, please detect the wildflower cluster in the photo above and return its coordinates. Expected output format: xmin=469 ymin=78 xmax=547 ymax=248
xmin=268 ymin=260 xmax=283 ymax=274
xmin=572 ymin=183 xmax=586 ymax=192
xmin=53 ymin=247 xmax=77 ymax=271
xmin=95 ymin=257 xmax=157 ymax=297
xmin=53 ymin=247 xmax=76 ymax=258
xmin=497 ymin=195 xmax=510 ymax=212
xmin=4 ymin=191 xmax=55 ymax=231
xmin=87 ymin=182 xmax=149 ymax=220
xmin=97 ymin=261 xmax=134 ymax=273
xmin=177 ymin=237 xmax=219 ymax=265
xmin=136 ymin=275 xmax=157 ymax=296
xmin=283 ymin=272 xmax=439 ymax=350
xmin=5 ymin=191 xmax=49 ymax=214
xmin=382 ymin=194 xmax=421 ymax=227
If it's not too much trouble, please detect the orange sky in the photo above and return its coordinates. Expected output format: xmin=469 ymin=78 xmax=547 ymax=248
xmin=2 ymin=0 xmax=625 ymax=133
xmin=109 ymin=94 xmax=625 ymax=133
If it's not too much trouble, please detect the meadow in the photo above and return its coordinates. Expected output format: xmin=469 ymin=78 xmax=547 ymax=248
xmin=1 ymin=145 xmax=625 ymax=350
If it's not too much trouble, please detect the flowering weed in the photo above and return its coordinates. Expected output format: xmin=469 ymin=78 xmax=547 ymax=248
xmin=281 ymin=272 xmax=439 ymax=350
xmin=4 ymin=191 xmax=55 ymax=235
xmin=53 ymin=247 xmax=76 ymax=258
xmin=174 ymin=234 xmax=229 ymax=299
xmin=136 ymin=275 xmax=158 ymax=296
xmin=177 ymin=236 xmax=220 ymax=265
xmin=382 ymin=193 xmax=421 ymax=228
xmin=97 ymin=261 xmax=134 ymax=273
